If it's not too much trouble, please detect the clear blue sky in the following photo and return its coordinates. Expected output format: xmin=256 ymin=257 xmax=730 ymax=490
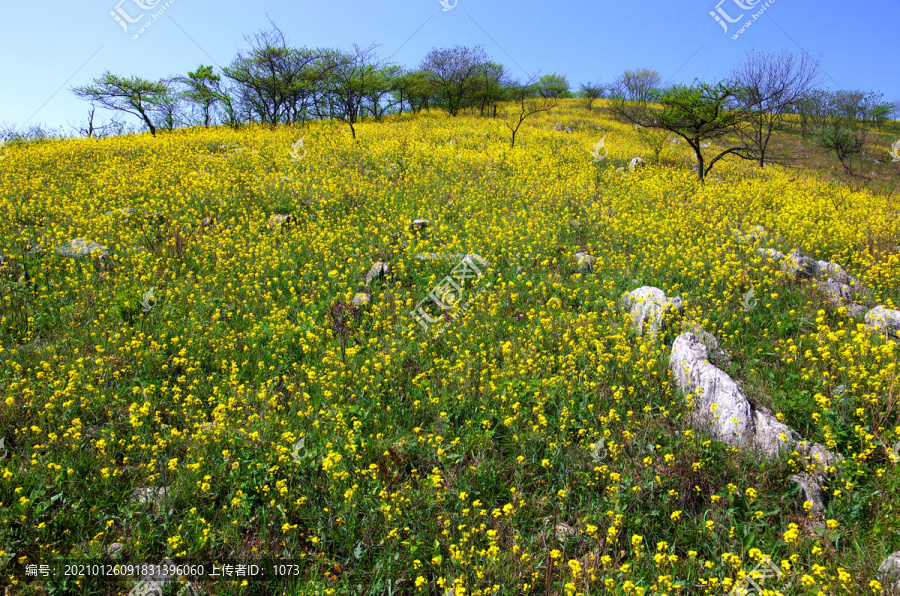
xmin=1 ymin=0 xmax=897 ymax=132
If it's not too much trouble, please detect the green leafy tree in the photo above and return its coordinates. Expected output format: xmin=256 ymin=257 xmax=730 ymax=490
xmin=612 ymin=81 xmax=752 ymax=182
xmin=181 ymin=65 xmax=223 ymax=127
xmin=536 ymin=73 xmax=571 ymax=98
xmin=71 ymin=71 xmax=169 ymax=136
xmin=420 ymin=45 xmax=488 ymax=116
xmin=816 ymin=122 xmax=864 ymax=174
xmin=616 ymin=68 xmax=661 ymax=103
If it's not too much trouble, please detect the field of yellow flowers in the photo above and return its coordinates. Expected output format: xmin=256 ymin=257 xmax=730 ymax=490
xmin=1 ymin=99 xmax=898 ymax=595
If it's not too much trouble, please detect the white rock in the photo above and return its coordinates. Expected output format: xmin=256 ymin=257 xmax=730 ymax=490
xmin=622 ymin=286 xmax=684 ymax=337
xmin=364 ymin=261 xmax=390 ymax=286
xmin=670 ymin=333 xmax=841 ymax=467
xmin=415 ymin=253 xmax=489 ymax=268
xmin=879 ymin=552 xmax=900 ymax=593
xmin=670 ymin=333 xmax=753 ymax=445
xmin=107 ymin=542 xmax=125 ymax=559
xmin=732 ymin=226 xmax=768 ymax=244
xmin=55 ymin=238 xmax=108 ymax=259
xmin=352 ymin=292 xmax=370 ymax=307
xmin=866 ymin=306 xmax=900 ymax=339
xmin=268 ymin=213 xmax=295 ymax=230
xmin=410 ymin=219 xmax=430 ymax=230
xmin=129 ymin=486 xmax=167 ymax=506
xmin=574 ymin=252 xmax=596 ymax=272
xmin=681 ymin=322 xmax=730 ymax=365
xmin=782 ymin=249 xmax=818 ymax=280
xmin=627 ymin=157 xmax=644 ymax=171
xmin=789 ymin=472 xmax=827 ymax=512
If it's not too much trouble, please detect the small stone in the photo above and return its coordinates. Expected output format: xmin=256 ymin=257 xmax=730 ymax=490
xmin=627 ymin=156 xmax=644 ymax=171
xmin=789 ymin=472 xmax=827 ymax=512
xmin=129 ymin=486 xmax=167 ymax=506
xmin=731 ymin=226 xmax=768 ymax=244
xmin=574 ymin=252 xmax=596 ymax=272
xmin=410 ymin=219 xmax=430 ymax=231
xmin=268 ymin=213 xmax=295 ymax=230
xmin=364 ymin=261 xmax=390 ymax=286
xmin=878 ymin=552 xmax=900 ymax=592
xmin=107 ymin=542 xmax=125 ymax=560
xmin=352 ymin=292 xmax=370 ymax=307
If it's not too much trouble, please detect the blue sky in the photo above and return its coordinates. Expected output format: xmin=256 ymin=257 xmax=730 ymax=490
xmin=1 ymin=0 xmax=897 ymax=132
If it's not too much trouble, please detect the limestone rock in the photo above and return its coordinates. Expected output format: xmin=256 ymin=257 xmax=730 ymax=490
xmin=410 ymin=219 xmax=430 ymax=231
xmin=352 ymin=292 xmax=370 ymax=307
xmin=364 ymin=261 xmax=391 ymax=286
xmin=789 ymin=472 xmax=827 ymax=512
xmin=56 ymin=238 xmax=108 ymax=259
xmin=129 ymin=486 xmax=167 ymax=506
xmin=681 ymin=322 xmax=730 ymax=365
xmin=782 ymin=249 xmax=818 ymax=280
xmin=106 ymin=542 xmax=125 ymax=560
xmin=268 ymin=213 xmax=295 ymax=230
xmin=670 ymin=332 xmax=841 ymax=468
xmin=866 ymin=306 xmax=900 ymax=339
xmin=732 ymin=225 xmax=768 ymax=244
xmin=627 ymin=157 xmax=644 ymax=171
xmin=878 ymin=552 xmax=900 ymax=593
xmin=670 ymin=333 xmax=753 ymax=445
xmin=574 ymin=252 xmax=596 ymax=272
xmin=415 ymin=253 xmax=489 ymax=269
xmin=622 ymin=286 xmax=684 ymax=337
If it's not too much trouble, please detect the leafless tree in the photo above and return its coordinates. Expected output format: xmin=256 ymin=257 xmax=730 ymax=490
xmin=502 ymin=77 xmax=557 ymax=148
xmin=730 ymin=48 xmax=820 ymax=167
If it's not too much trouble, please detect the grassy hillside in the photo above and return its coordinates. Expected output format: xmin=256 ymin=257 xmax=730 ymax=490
xmin=1 ymin=100 xmax=899 ymax=595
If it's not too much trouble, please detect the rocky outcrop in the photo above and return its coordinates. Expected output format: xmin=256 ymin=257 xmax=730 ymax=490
xmin=670 ymin=332 xmax=841 ymax=504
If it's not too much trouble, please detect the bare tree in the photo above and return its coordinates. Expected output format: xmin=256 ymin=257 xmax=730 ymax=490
xmin=731 ymin=48 xmax=821 ymax=167
xmin=502 ymin=78 xmax=557 ymax=148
